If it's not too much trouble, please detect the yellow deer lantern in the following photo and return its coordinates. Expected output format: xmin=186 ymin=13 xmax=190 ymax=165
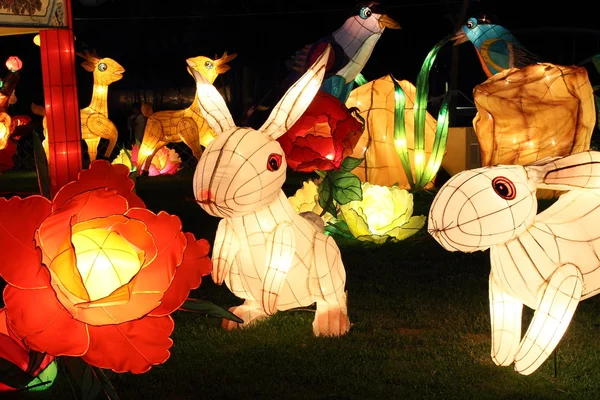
xmin=136 ymin=52 xmax=236 ymax=173
xmin=345 ymin=75 xmax=438 ymax=188
xmin=429 ymin=151 xmax=600 ymax=375
xmin=37 ymin=50 xmax=124 ymax=162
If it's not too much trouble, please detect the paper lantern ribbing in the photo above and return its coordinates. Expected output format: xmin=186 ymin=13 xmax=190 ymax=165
xmin=428 ymin=151 xmax=600 ymax=375
xmin=340 ymin=182 xmax=425 ymax=243
xmin=452 ymin=16 xmax=541 ymax=78
xmin=0 ymin=309 xmax=57 ymax=392
xmin=193 ymin=45 xmax=350 ymax=336
xmin=136 ymin=52 xmax=236 ymax=173
xmin=37 ymin=49 xmax=124 ymax=162
xmin=473 ymin=63 xmax=595 ymax=168
xmin=0 ymin=161 xmax=212 ymax=373
xmin=346 ymin=75 xmax=437 ymax=187
xmin=278 ymin=90 xmax=363 ymax=172
xmin=287 ymin=2 xmax=400 ymax=102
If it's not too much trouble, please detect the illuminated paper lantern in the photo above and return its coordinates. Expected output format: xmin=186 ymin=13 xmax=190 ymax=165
xmin=5 ymin=56 xmax=22 ymax=72
xmin=287 ymin=179 xmax=333 ymax=227
xmin=0 ymin=161 xmax=212 ymax=373
xmin=340 ymin=182 xmax=425 ymax=243
xmin=137 ymin=52 xmax=236 ymax=173
xmin=129 ymin=144 xmax=181 ymax=176
xmin=112 ymin=147 xmax=135 ymax=172
xmin=473 ymin=63 xmax=595 ymax=167
xmin=278 ymin=90 xmax=363 ymax=172
xmin=77 ymin=50 xmax=124 ymax=161
xmin=346 ymin=75 xmax=438 ymax=187
xmin=0 ymin=308 xmax=57 ymax=392
xmin=428 ymin=150 xmax=600 ymax=375
xmin=39 ymin=6 xmax=84 ymax=197
xmin=0 ymin=112 xmax=9 ymax=150
xmin=193 ymin=45 xmax=350 ymax=336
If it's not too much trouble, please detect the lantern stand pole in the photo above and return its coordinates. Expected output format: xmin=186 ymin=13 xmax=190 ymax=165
xmin=39 ymin=0 xmax=83 ymax=197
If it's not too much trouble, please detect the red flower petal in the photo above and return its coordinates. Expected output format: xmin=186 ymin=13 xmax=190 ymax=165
xmin=3 ymin=285 xmax=89 ymax=357
xmin=0 ymin=196 xmax=52 ymax=288
xmin=36 ymin=189 xmax=128 ymax=267
xmin=124 ymin=209 xmax=187 ymax=293
xmin=0 ymin=139 xmax=16 ymax=173
xmin=53 ymin=160 xmax=145 ymax=210
xmin=278 ymin=90 xmax=363 ymax=173
xmin=83 ymin=315 xmax=174 ymax=373
xmin=0 ymin=308 xmax=29 ymax=370
xmin=150 ymin=235 xmax=211 ymax=316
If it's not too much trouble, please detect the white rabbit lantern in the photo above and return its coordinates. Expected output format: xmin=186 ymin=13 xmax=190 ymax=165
xmin=192 ymin=46 xmax=350 ymax=337
xmin=428 ymin=150 xmax=600 ymax=375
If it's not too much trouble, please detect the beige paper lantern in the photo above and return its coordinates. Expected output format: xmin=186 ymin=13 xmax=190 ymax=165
xmin=473 ymin=63 xmax=595 ymax=167
xmin=428 ymin=150 xmax=600 ymax=375
xmin=346 ymin=74 xmax=438 ymax=188
xmin=192 ymin=45 xmax=350 ymax=337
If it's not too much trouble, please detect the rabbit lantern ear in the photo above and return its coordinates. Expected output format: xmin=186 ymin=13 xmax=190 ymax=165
xmin=526 ymin=151 xmax=600 ymax=191
xmin=259 ymin=45 xmax=331 ymax=140
xmin=194 ymin=74 xmax=236 ymax=135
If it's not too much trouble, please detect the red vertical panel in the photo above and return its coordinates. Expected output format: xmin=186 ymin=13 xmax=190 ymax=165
xmin=39 ymin=0 xmax=82 ymax=197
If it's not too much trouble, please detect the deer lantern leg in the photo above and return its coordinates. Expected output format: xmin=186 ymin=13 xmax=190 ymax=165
xmin=85 ymin=137 xmax=101 ymax=162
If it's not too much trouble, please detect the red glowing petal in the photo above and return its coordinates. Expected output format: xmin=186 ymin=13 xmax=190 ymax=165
xmin=150 ymin=235 xmax=211 ymax=317
xmin=53 ymin=160 xmax=145 ymax=210
xmin=4 ymin=285 xmax=89 ymax=356
xmin=0 ymin=308 xmax=29 ymax=370
xmin=83 ymin=315 xmax=174 ymax=373
xmin=36 ymin=189 xmax=128 ymax=267
xmin=125 ymin=209 xmax=186 ymax=293
xmin=0 ymin=196 xmax=52 ymax=289
xmin=0 ymin=139 xmax=16 ymax=172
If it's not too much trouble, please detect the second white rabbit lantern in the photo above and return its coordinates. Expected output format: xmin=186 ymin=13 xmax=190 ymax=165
xmin=192 ymin=45 xmax=350 ymax=337
xmin=428 ymin=151 xmax=600 ymax=375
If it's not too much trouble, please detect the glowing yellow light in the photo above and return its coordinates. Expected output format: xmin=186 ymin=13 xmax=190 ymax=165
xmin=529 ymin=141 xmax=534 ymax=148
xmin=71 ymin=228 xmax=142 ymax=301
xmin=325 ymin=153 xmax=334 ymax=160
xmin=414 ymin=150 xmax=424 ymax=166
xmin=394 ymin=138 xmax=406 ymax=148
xmin=551 ymin=139 xmax=556 ymax=146
xmin=0 ymin=123 xmax=7 ymax=150
xmin=33 ymin=34 xmax=40 ymax=47
xmin=512 ymin=137 xmax=517 ymax=144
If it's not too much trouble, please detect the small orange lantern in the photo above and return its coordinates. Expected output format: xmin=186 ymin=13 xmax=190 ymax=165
xmin=5 ymin=56 xmax=22 ymax=72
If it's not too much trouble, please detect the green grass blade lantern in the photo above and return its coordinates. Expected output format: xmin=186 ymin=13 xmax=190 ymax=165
xmin=394 ymin=36 xmax=452 ymax=191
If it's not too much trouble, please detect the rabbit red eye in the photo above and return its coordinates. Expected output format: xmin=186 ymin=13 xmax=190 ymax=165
xmin=492 ymin=176 xmax=516 ymax=200
xmin=267 ymin=153 xmax=282 ymax=171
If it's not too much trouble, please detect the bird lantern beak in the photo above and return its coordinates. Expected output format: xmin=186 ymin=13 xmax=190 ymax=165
xmin=452 ymin=29 xmax=469 ymax=45
xmin=378 ymin=14 xmax=401 ymax=30
xmin=215 ymin=52 xmax=238 ymax=75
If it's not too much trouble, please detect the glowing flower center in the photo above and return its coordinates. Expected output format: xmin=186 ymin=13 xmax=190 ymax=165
xmin=362 ymin=187 xmax=395 ymax=232
xmin=71 ymin=228 xmax=142 ymax=301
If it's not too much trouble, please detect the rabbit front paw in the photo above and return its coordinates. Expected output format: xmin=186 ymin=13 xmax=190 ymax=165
xmin=222 ymin=301 xmax=269 ymax=331
xmin=312 ymin=300 xmax=350 ymax=337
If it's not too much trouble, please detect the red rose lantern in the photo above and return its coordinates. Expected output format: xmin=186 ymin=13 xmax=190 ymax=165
xmin=0 ymin=309 xmax=56 ymax=392
xmin=0 ymin=161 xmax=212 ymax=373
xmin=5 ymin=56 xmax=22 ymax=72
xmin=278 ymin=90 xmax=364 ymax=172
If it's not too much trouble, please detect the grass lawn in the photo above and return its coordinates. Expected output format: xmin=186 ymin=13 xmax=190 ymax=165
xmin=2 ymin=169 xmax=600 ymax=400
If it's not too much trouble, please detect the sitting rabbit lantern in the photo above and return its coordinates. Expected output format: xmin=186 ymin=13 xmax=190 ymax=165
xmin=192 ymin=46 xmax=350 ymax=336
xmin=429 ymin=151 xmax=600 ymax=375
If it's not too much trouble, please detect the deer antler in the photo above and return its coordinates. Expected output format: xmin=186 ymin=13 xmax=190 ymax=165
xmin=214 ymin=51 xmax=237 ymax=67
xmin=76 ymin=49 xmax=101 ymax=65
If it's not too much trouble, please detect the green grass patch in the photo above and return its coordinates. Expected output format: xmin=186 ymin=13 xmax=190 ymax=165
xmin=3 ymin=171 xmax=600 ymax=400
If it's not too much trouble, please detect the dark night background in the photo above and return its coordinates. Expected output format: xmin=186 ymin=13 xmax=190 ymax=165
xmin=1 ymin=0 xmax=599 ymax=134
